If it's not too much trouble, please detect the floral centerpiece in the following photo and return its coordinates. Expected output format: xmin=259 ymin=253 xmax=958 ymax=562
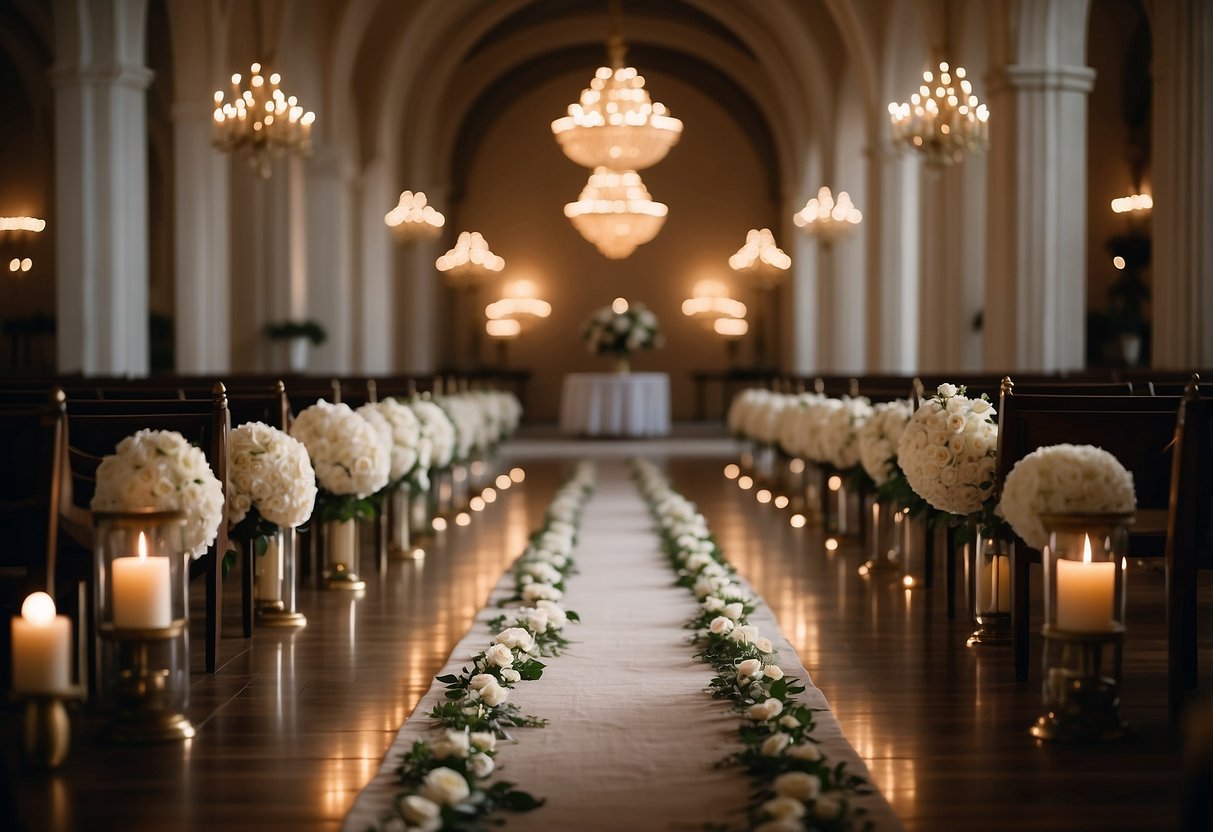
xmin=896 ymin=383 xmax=1000 ymax=529
xmin=857 ymin=400 xmax=913 ymax=488
xmin=820 ymin=396 xmax=874 ymax=482
xmin=998 ymin=444 xmax=1136 ymax=549
xmin=91 ymin=429 xmax=225 ymax=559
xmin=227 ymin=422 xmax=316 ymax=539
xmin=290 ymin=400 xmax=390 ymax=521
xmin=410 ymin=397 xmax=457 ymax=475
xmin=580 ymin=300 xmax=662 ymax=372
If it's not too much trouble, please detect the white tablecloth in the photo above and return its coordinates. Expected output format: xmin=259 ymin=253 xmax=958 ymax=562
xmin=344 ymin=462 xmax=901 ymax=832
xmin=558 ymin=372 xmax=671 ymax=437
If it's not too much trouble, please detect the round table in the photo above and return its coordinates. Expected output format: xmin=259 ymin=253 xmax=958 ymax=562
xmin=558 ymin=372 xmax=671 ymax=437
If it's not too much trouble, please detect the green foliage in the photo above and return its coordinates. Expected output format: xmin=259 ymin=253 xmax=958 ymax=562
xmin=264 ymin=318 xmax=328 ymax=345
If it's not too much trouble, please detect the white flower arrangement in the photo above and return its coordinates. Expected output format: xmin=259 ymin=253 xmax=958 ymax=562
xmin=998 ymin=443 xmax=1137 ymax=549
xmin=857 ymin=400 xmax=913 ymax=486
xmin=289 ymin=399 xmax=391 ymax=499
xmin=435 ymin=396 xmax=480 ymax=462
xmin=410 ymin=398 xmax=457 ymax=471
xmin=819 ymin=396 xmax=874 ymax=471
xmin=896 ymin=383 xmax=998 ymax=516
xmin=580 ymin=301 xmax=663 ymax=357
xmin=91 ymin=429 xmax=225 ymax=559
xmin=356 ymin=399 xmax=424 ymax=486
xmin=227 ymin=422 xmax=316 ymax=530
xmin=795 ymin=396 xmax=844 ymax=464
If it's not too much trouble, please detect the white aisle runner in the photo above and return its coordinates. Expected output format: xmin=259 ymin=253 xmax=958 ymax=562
xmin=345 ymin=461 xmax=902 ymax=831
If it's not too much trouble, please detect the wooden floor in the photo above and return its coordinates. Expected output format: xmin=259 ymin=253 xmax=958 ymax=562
xmin=1 ymin=451 xmax=1208 ymax=831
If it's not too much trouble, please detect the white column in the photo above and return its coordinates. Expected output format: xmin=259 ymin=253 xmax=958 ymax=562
xmin=356 ymin=158 xmax=394 ymax=373
xmin=51 ymin=0 xmax=152 ymax=375
xmin=984 ymin=65 xmax=1095 ymax=371
xmin=171 ymin=102 xmax=229 ymax=373
xmin=397 ymin=239 xmax=442 ymax=374
xmin=1152 ymin=0 xmax=1213 ymax=368
xmin=787 ymin=231 xmax=820 ymax=375
xmin=306 ymin=155 xmax=354 ymax=373
xmin=865 ymin=144 xmax=920 ymax=372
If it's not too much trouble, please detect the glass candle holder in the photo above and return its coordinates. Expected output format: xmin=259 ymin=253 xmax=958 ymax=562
xmin=860 ymin=498 xmax=903 ymax=576
xmin=967 ymin=534 xmax=1013 ymax=646
xmin=452 ymin=463 xmax=470 ymax=511
xmin=412 ymin=484 xmax=434 ymax=545
xmin=256 ymin=528 xmax=307 ymax=628
xmin=321 ymin=518 xmax=366 ymax=591
xmin=1031 ymin=512 xmax=1132 ymax=742
xmin=390 ymin=484 xmax=422 ymax=559
xmin=825 ymin=473 xmax=862 ymax=537
xmin=898 ymin=509 xmax=926 ymax=588
xmin=93 ymin=510 xmax=195 ymax=742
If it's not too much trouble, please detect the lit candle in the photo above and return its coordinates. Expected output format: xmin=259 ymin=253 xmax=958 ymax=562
xmin=112 ymin=532 xmax=172 ymax=629
xmin=977 ymin=554 xmax=1012 ymax=613
xmin=1056 ymin=534 xmax=1116 ymax=633
xmin=11 ymin=592 xmax=71 ymax=694
xmin=256 ymin=535 xmax=283 ymax=603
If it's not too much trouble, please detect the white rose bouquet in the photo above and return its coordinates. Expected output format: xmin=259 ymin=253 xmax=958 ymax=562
xmin=857 ymin=400 xmax=913 ymax=487
xmin=91 ymin=429 xmax=225 ymax=559
xmin=998 ymin=444 xmax=1136 ymax=549
xmin=410 ymin=397 xmax=457 ymax=471
xmin=580 ymin=301 xmax=663 ymax=358
xmin=227 ymin=422 xmax=316 ymax=546
xmin=357 ymin=399 xmax=427 ymax=491
xmin=795 ymin=396 xmax=843 ymax=464
xmin=819 ymin=396 xmax=874 ymax=473
xmin=290 ymin=399 xmax=391 ymax=522
xmin=897 ymin=383 xmax=999 ymax=521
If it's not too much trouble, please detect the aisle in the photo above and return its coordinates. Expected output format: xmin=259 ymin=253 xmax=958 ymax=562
xmin=346 ymin=460 xmax=900 ymax=830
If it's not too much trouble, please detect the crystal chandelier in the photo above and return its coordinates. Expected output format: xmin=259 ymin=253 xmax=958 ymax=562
xmin=550 ymin=2 xmax=682 ymax=171
xmin=385 ymin=190 xmax=445 ymax=243
xmin=213 ymin=62 xmax=315 ymax=178
xmin=564 ymin=167 xmax=667 ymax=259
xmin=729 ymin=228 xmax=791 ymax=289
xmin=793 ymin=187 xmax=863 ymax=244
xmin=889 ymin=59 xmax=988 ymax=168
xmin=435 ymin=232 xmax=504 ymax=288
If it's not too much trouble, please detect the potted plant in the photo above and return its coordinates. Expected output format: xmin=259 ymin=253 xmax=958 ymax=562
xmin=264 ymin=319 xmax=327 ymax=372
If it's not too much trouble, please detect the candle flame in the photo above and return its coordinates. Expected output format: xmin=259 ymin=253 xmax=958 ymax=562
xmin=138 ymin=531 xmax=148 ymax=559
xmin=21 ymin=591 xmax=56 ymax=625
xmin=1082 ymin=533 xmax=1093 ymax=564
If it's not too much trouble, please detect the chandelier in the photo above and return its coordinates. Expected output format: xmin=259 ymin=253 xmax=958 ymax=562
xmin=793 ymin=187 xmax=863 ymax=244
xmin=435 ymin=232 xmax=504 ymax=288
xmin=550 ymin=2 xmax=682 ymax=171
xmin=729 ymin=228 xmax=791 ymax=289
xmin=385 ymin=190 xmax=445 ymax=243
xmin=564 ymin=167 xmax=667 ymax=259
xmin=213 ymin=62 xmax=315 ymax=178
xmin=889 ymin=59 xmax=988 ymax=168
xmin=681 ymin=280 xmax=747 ymax=321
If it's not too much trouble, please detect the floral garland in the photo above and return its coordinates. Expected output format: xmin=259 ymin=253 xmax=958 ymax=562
xmin=372 ymin=462 xmax=596 ymax=832
xmin=632 ymin=460 xmax=873 ymax=832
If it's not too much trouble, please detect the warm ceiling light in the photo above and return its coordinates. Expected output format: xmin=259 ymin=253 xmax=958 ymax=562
xmin=485 ymin=298 xmax=552 ymax=320
xmin=435 ymin=232 xmax=504 ymax=287
xmin=0 ymin=216 xmax=45 ymax=233
xmin=713 ymin=317 xmax=749 ymax=337
xmin=729 ymin=228 xmax=791 ymax=288
xmin=681 ymin=296 xmax=747 ymax=319
xmin=485 ymin=319 xmax=522 ymax=338
xmin=612 ymin=297 xmax=630 ymax=314
xmin=564 ymin=168 xmax=667 ymax=259
xmin=385 ymin=190 xmax=445 ymax=243
xmin=213 ymin=61 xmax=315 ymax=178
xmin=793 ymin=187 xmax=862 ymax=244
xmin=889 ymin=59 xmax=989 ymax=168
xmin=1111 ymin=193 xmax=1153 ymax=214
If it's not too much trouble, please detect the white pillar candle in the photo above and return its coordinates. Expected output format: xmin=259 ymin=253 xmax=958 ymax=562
xmin=977 ymin=553 xmax=1012 ymax=613
xmin=112 ymin=532 xmax=172 ymax=629
xmin=1056 ymin=534 xmax=1116 ymax=633
xmin=328 ymin=520 xmax=357 ymax=570
xmin=255 ymin=535 xmax=283 ymax=603
xmin=11 ymin=592 xmax=72 ymax=694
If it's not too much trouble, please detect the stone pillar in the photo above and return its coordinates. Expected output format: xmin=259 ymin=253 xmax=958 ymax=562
xmin=171 ymin=101 xmax=230 ymax=373
xmin=984 ymin=64 xmax=1095 ymax=371
xmin=397 ymin=237 xmax=442 ymax=375
xmin=865 ymin=144 xmax=920 ymax=373
xmin=786 ymin=230 xmax=820 ymax=375
xmin=51 ymin=0 xmax=152 ymax=375
xmin=306 ymin=154 xmax=354 ymax=373
xmin=356 ymin=158 xmax=394 ymax=373
xmin=1151 ymin=0 xmax=1213 ymax=368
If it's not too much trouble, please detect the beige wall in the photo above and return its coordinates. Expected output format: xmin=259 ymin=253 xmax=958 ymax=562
xmin=452 ymin=68 xmax=779 ymax=422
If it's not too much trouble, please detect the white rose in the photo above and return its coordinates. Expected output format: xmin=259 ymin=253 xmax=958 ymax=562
xmin=813 ymin=792 xmax=845 ymax=820
xmin=479 ymin=679 xmax=509 ymax=707
xmin=484 ymin=643 xmax=514 ymax=668
xmin=787 ymin=742 xmax=822 ymax=762
xmin=495 ymin=627 xmax=536 ymax=652
xmin=731 ymin=625 xmax=759 ymax=645
xmin=468 ymin=753 xmax=494 ymax=778
xmin=755 ymin=637 xmax=774 ymax=654
xmin=469 ymin=731 xmax=496 ymax=752
xmin=468 ymin=673 xmax=495 ymax=691
xmin=748 ymin=699 xmax=784 ymax=721
xmin=420 ymin=767 xmax=471 ymax=806
xmin=737 ymin=658 xmax=763 ymax=679
xmin=399 ymin=794 xmax=442 ymax=825
xmin=723 ymin=602 xmax=744 ymax=621
xmin=764 ymin=664 xmax=785 ymax=680
xmin=762 ymin=796 xmax=806 ymax=820
xmin=773 ymin=771 xmax=821 ymax=802
xmin=761 ymin=732 xmax=792 ymax=756
xmin=500 ymin=668 xmax=521 ymax=683
xmin=709 ymin=616 xmax=734 ymax=635
xmin=431 ymin=730 xmax=470 ymax=759
xmin=702 ymin=597 xmax=725 ymax=613
xmin=779 ymin=715 xmax=801 ymax=730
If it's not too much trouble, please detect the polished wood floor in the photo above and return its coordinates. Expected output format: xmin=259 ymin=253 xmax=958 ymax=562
xmin=1 ymin=452 xmax=1208 ymax=831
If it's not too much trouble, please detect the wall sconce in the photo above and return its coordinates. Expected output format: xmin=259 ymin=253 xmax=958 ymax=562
xmin=2 ymin=217 xmax=44 ymax=277
xmin=483 ymin=280 xmax=550 ymax=367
